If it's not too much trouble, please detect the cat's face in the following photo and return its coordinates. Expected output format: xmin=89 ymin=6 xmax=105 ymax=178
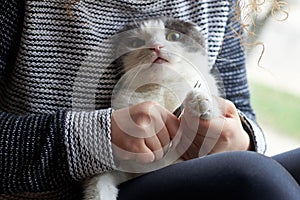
xmin=114 ymin=18 xmax=207 ymax=74
xmin=111 ymin=19 xmax=213 ymax=112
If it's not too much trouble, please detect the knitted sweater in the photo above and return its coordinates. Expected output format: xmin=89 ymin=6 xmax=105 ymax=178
xmin=0 ymin=0 xmax=266 ymax=199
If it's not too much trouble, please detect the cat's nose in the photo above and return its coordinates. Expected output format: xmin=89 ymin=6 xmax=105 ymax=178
xmin=150 ymin=44 xmax=164 ymax=54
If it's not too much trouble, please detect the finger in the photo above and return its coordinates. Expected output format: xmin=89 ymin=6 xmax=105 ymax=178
xmin=112 ymin=143 xmax=138 ymax=161
xmin=135 ymin=147 xmax=155 ymax=164
xmin=198 ymin=117 xmax=225 ymax=156
xmin=153 ymin=106 xmax=181 ymax=153
xmin=164 ymin=111 xmax=180 ymax=139
xmin=161 ymin=110 xmax=183 ymax=153
xmin=155 ymin=125 xmax=171 ymax=154
xmin=145 ymin=136 xmax=164 ymax=161
xmin=152 ymin=110 xmax=172 ymax=145
xmin=176 ymin=128 xmax=201 ymax=159
xmin=179 ymin=114 xmax=224 ymax=158
xmin=215 ymin=97 xmax=238 ymax=118
xmin=112 ymin=136 xmax=156 ymax=164
xmin=174 ymin=116 xmax=200 ymax=158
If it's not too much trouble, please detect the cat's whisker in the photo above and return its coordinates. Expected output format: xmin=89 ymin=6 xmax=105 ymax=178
xmin=136 ymin=52 xmax=153 ymax=65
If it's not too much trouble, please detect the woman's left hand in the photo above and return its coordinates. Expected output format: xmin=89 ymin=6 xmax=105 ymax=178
xmin=178 ymin=97 xmax=250 ymax=160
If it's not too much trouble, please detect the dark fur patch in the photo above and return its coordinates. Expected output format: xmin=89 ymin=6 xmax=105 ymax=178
xmin=163 ymin=18 xmax=205 ymax=50
xmin=111 ymin=17 xmax=206 ymax=75
xmin=117 ymin=18 xmax=205 ymax=53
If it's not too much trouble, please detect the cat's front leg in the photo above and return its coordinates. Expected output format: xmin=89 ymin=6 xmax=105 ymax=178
xmin=83 ymin=171 xmax=132 ymax=200
xmin=183 ymin=87 xmax=221 ymax=119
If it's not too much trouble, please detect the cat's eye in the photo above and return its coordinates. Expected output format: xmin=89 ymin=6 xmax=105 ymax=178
xmin=128 ymin=37 xmax=146 ymax=48
xmin=166 ymin=31 xmax=182 ymax=41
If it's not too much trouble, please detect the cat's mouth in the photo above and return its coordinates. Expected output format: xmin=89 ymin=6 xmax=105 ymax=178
xmin=152 ymin=57 xmax=169 ymax=64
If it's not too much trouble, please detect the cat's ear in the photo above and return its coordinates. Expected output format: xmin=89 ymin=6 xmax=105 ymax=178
xmin=184 ymin=20 xmax=201 ymax=32
xmin=192 ymin=23 xmax=201 ymax=32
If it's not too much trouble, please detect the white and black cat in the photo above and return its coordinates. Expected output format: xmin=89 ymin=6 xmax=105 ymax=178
xmin=83 ymin=18 xmax=221 ymax=200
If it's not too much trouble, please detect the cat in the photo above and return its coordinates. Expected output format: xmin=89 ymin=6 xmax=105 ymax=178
xmin=83 ymin=17 xmax=222 ymax=200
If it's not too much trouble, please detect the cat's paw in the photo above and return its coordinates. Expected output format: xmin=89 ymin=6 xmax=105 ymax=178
xmin=83 ymin=174 xmax=119 ymax=200
xmin=183 ymin=88 xmax=220 ymax=119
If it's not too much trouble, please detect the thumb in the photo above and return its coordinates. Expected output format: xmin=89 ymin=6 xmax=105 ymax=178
xmin=180 ymin=109 xmax=200 ymax=132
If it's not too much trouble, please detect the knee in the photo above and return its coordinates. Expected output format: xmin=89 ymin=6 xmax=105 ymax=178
xmin=218 ymin=151 xmax=279 ymax=176
xmin=227 ymin=151 xmax=270 ymax=164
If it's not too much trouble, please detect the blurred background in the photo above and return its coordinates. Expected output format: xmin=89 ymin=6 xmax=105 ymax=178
xmin=245 ymin=0 xmax=300 ymax=155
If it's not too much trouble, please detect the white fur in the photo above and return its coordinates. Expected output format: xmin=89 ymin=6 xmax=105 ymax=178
xmin=184 ymin=87 xmax=221 ymax=119
xmin=83 ymin=171 xmax=137 ymax=200
xmin=83 ymin=19 xmax=221 ymax=200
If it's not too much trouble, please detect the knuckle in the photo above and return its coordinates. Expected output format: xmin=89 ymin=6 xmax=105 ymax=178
xmin=130 ymin=142 xmax=146 ymax=153
xmin=225 ymin=99 xmax=235 ymax=109
xmin=135 ymin=113 xmax=151 ymax=126
xmin=136 ymin=102 xmax=163 ymax=124
xmin=219 ymin=130 xmax=233 ymax=141
xmin=141 ymin=100 xmax=160 ymax=108
xmin=224 ymin=100 xmax=238 ymax=115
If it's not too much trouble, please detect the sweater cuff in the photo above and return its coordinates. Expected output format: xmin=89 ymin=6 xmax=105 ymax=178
xmin=64 ymin=109 xmax=116 ymax=180
xmin=237 ymin=110 xmax=267 ymax=154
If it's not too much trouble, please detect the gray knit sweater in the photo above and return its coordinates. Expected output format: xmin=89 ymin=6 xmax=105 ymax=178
xmin=0 ymin=0 xmax=266 ymax=199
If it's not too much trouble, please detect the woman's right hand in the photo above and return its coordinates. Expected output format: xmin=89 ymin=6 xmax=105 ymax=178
xmin=111 ymin=101 xmax=180 ymax=164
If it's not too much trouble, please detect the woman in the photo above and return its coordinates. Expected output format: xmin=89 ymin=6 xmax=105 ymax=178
xmin=0 ymin=0 xmax=299 ymax=199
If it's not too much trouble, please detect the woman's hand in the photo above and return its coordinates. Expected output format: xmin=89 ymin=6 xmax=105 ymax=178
xmin=111 ymin=101 xmax=180 ymax=164
xmin=179 ymin=98 xmax=250 ymax=160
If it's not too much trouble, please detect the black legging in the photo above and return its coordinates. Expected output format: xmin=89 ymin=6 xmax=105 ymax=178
xmin=118 ymin=148 xmax=300 ymax=200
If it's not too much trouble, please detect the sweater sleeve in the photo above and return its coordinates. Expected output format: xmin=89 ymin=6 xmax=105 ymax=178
xmin=0 ymin=0 xmax=24 ymax=78
xmin=0 ymin=1 xmax=116 ymax=194
xmin=213 ymin=3 xmax=266 ymax=154
xmin=0 ymin=111 xmax=71 ymax=193
xmin=0 ymin=110 xmax=116 ymax=194
xmin=0 ymin=0 xmax=71 ymax=194
xmin=64 ymin=109 xmax=116 ymax=181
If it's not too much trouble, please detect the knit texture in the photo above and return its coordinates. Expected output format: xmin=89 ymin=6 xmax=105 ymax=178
xmin=65 ymin=109 xmax=114 ymax=180
xmin=0 ymin=0 xmax=266 ymax=199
